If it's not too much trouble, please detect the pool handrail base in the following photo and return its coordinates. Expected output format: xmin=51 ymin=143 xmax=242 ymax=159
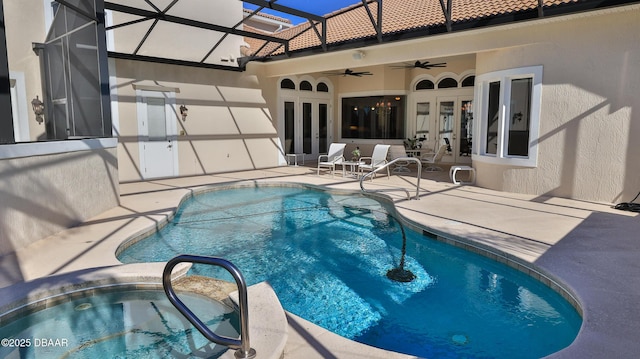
xmin=163 ymin=254 xmax=256 ymax=359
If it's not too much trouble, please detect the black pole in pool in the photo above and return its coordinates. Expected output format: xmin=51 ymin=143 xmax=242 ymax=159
xmin=386 ymin=215 xmax=416 ymax=283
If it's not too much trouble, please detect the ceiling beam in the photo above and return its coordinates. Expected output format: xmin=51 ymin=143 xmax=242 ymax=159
xmin=537 ymin=0 xmax=545 ymax=17
xmin=108 ymin=51 xmax=244 ymax=71
xmin=361 ymin=0 xmax=382 ymax=42
xmin=438 ymin=0 xmax=453 ymax=32
xmin=104 ymin=2 xmax=288 ymax=46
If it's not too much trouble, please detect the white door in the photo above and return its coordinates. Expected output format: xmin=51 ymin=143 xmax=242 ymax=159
xmin=138 ymin=91 xmax=178 ymax=179
xmin=436 ymin=97 xmax=456 ymax=163
xmin=436 ymin=97 xmax=476 ymax=164
xmin=300 ymin=98 xmax=330 ymax=158
xmin=282 ymin=98 xmax=331 ymax=159
xmin=413 ymin=97 xmax=434 ymax=153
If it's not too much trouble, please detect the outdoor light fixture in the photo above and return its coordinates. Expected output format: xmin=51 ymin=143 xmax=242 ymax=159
xmin=352 ymin=51 xmax=365 ymax=60
xmin=31 ymin=96 xmax=44 ymax=124
xmin=179 ymin=104 xmax=188 ymax=121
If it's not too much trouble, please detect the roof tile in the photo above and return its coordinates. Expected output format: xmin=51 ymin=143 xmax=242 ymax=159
xmin=243 ymin=0 xmax=583 ymax=57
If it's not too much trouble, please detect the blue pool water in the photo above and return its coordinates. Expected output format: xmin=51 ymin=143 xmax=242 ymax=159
xmin=0 ymin=289 xmax=239 ymax=359
xmin=118 ymin=185 xmax=582 ymax=358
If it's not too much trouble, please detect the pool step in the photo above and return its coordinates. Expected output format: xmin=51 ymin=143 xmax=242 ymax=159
xmin=283 ymin=312 xmax=419 ymax=359
xmin=230 ymin=281 xmax=416 ymax=359
xmin=227 ymin=282 xmax=288 ymax=359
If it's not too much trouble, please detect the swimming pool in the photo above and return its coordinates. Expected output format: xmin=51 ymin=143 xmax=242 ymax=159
xmin=0 ymin=287 xmax=239 ymax=359
xmin=118 ymin=184 xmax=582 ymax=358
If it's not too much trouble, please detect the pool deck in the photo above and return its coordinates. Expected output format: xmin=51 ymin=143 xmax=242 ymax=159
xmin=1 ymin=164 xmax=639 ymax=358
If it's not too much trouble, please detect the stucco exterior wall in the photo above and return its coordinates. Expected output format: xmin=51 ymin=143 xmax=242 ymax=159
xmin=472 ymin=7 xmax=640 ymax=204
xmin=112 ymin=59 xmax=283 ymax=182
xmin=334 ymin=64 xmax=408 ymax=93
xmin=5 ymin=0 xmax=48 ymax=141
xmin=0 ymin=140 xmax=119 ymax=256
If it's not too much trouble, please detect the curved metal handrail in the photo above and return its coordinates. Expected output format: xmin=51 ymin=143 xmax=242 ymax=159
xmin=360 ymin=157 xmax=422 ymax=200
xmin=163 ymin=254 xmax=256 ymax=359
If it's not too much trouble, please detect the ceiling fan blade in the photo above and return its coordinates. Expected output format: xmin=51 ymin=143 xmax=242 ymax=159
xmin=323 ymin=69 xmax=373 ymax=77
xmin=417 ymin=61 xmax=447 ymax=69
xmin=343 ymin=69 xmax=373 ymax=76
xmin=424 ymin=62 xmax=447 ymax=68
xmin=390 ymin=60 xmax=447 ymax=69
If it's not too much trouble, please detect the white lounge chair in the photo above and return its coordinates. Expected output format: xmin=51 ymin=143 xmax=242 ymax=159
xmin=359 ymin=144 xmax=391 ymax=180
xmin=389 ymin=145 xmax=410 ymax=173
xmin=421 ymin=144 xmax=447 ymax=171
xmin=317 ymin=143 xmax=346 ymax=177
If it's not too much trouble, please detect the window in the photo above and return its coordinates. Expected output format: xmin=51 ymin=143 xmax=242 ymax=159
xmin=284 ymin=101 xmax=295 ymax=153
xmin=461 ymin=76 xmax=475 ymax=87
xmin=438 ymin=77 xmax=458 ymax=88
xmin=474 ymin=66 xmax=542 ymax=167
xmin=317 ymin=82 xmax=329 ymax=92
xmin=300 ymin=80 xmax=313 ymax=91
xmin=507 ymin=78 xmax=532 ymax=156
xmin=280 ymin=79 xmax=295 ymax=89
xmin=146 ymin=97 xmax=167 ymax=141
xmin=416 ymin=102 xmax=430 ymax=140
xmin=302 ymin=102 xmax=312 ymax=152
xmin=341 ymin=96 xmax=406 ymax=139
xmin=415 ymin=79 xmax=434 ymax=90
xmin=485 ymin=81 xmax=500 ymax=155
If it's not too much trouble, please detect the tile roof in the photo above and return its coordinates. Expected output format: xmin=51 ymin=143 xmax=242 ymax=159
xmin=242 ymin=0 xmax=587 ymax=58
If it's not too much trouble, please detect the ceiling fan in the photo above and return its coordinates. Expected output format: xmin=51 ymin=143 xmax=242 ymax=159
xmin=391 ymin=60 xmax=447 ymax=69
xmin=323 ymin=69 xmax=373 ymax=77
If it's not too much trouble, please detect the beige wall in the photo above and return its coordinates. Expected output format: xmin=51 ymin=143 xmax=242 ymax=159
xmin=472 ymin=7 xmax=640 ymax=204
xmin=0 ymin=140 xmax=119 ymax=257
xmin=113 ymin=59 xmax=283 ymax=182
xmin=5 ymin=0 xmax=48 ymax=141
xmin=334 ymin=65 xmax=408 ymax=93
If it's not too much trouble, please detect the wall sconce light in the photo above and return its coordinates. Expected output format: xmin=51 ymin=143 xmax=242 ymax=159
xmin=511 ymin=112 xmax=523 ymax=124
xmin=352 ymin=51 xmax=365 ymax=60
xmin=179 ymin=104 xmax=188 ymax=121
xmin=31 ymin=95 xmax=44 ymax=124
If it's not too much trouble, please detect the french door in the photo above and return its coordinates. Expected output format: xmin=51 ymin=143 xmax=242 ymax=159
xmin=414 ymin=95 xmax=474 ymax=164
xmin=283 ymin=98 xmax=330 ymax=159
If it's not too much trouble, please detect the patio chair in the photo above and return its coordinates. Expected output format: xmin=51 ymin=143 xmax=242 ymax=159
xmin=359 ymin=144 xmax=391 ymax=180
xmin=317 ymin=143 xmax=346 ymax=177
xmin=389 ymin=145 xmax=411 ymax=173
xmin=421 ymin=144 xmax=447 ymax=171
